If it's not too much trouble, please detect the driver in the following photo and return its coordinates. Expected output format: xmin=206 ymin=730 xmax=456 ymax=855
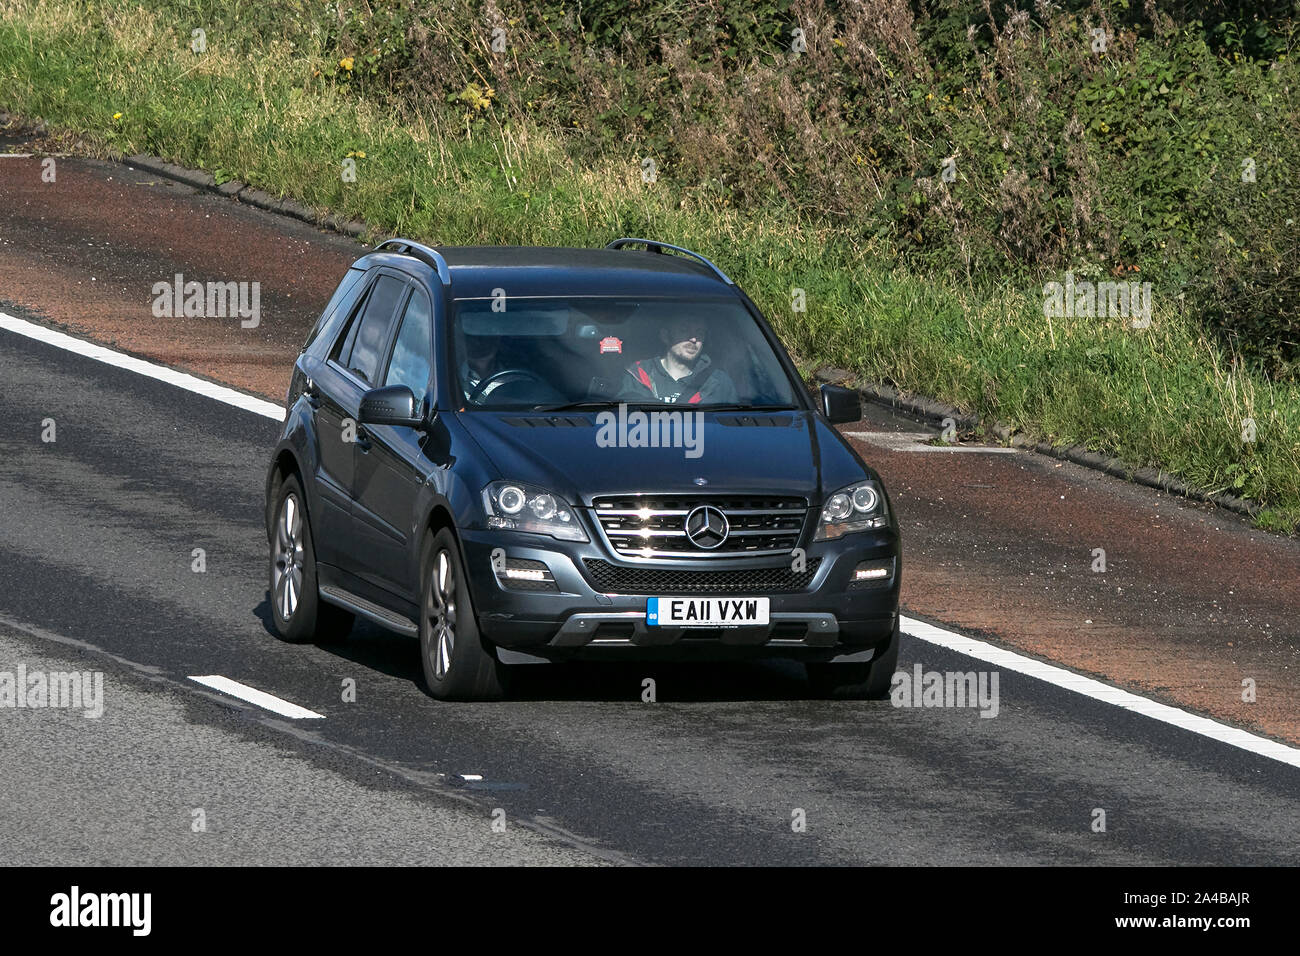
xmin=618 ymin=317 xmax=738 ymax=405
xmin=460 ymin=333 xmax=505 ymax=402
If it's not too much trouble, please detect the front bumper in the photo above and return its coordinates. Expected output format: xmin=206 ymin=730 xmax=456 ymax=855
xmin=459 ymin=525 xmax=900 ymax=663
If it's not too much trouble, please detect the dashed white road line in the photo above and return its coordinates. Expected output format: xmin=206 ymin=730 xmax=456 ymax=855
xmin=4 ymin=310 xmax=1295 ymax=769
xmin=0 ymin=311 xmax=284 ymax=421
xmin=900 ymin=614 xmax=1300 ymax=769
xmin=846 ymin=430 xmax=1017 ymax=453
xmin=188 ymin=675 xmax=324 ymax=720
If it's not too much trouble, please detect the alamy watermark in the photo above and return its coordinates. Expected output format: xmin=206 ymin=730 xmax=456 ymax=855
xmin=50 ymin=887 xmax=150 ymax=936
xmin=0 ymin=665 xmax=103 ymax=718
xmin=1043 ymin=271 xmax=1152 ymax=328
xmin=890 ymin=663 xmax=999 ymax=718
xmin=152 ymin=273 xmax=261 ymax=328
xmin=595 ymin=403 xmax=704 ymax=459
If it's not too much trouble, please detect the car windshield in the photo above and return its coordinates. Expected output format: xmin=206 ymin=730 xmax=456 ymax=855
xmin=450 ymin=295 xmax=801 ymax=410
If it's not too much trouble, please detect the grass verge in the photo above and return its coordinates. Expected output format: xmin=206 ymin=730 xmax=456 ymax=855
xmin=2 ymin=0 xmax=1298 ymax=531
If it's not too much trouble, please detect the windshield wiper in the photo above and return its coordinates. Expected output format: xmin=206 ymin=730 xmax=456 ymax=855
xmin=531 ymin=401 xmax=800 ymax=413
xmin=685 ymin=404 xmax=800 ymax=412
xmin=530 ymin=400 xmax=622 ymax=412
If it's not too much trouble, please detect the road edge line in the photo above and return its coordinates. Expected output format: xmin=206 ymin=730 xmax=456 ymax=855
xmin=900 ymin=614 xmax=1300 ymax=770
xmin=0 ymin=311 xmax=284 ymax=421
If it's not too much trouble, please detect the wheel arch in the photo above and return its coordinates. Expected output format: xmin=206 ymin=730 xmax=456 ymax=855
xmin=419 ymin=502 xmax=469 ymax=575
xmin=265 ymin=448 xmax=306 ymax=541
xmin=416 ymin=501 xmax=489 ymax=629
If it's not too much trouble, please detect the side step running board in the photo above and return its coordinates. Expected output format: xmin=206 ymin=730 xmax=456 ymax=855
xmin=319 ymin=585 xmax=419 ymax=638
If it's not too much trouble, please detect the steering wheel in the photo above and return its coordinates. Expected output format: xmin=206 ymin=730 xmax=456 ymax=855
xmin=466 ymin=368 xmax=551 ymax=404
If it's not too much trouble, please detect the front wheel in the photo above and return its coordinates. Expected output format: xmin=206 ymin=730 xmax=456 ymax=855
xmin=419 ymin=528 xmax=508 ymax=701
xmin=805 ymin=621 xmax=900 ymax=700
xmin=268 ymin=475 xmax=354 ymax=643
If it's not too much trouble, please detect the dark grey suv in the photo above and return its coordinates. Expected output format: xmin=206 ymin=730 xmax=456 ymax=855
xmin=265 ymin=238 xmax=901 ymax=700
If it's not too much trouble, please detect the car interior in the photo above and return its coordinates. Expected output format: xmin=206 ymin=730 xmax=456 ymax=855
xmin=453 ymin=297 xmax=794 ymax=408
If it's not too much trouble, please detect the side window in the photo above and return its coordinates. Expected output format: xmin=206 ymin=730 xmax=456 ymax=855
xmin=332 ymin=282 xmax=372 ymax=365
xmin=304 ymin=267 xmax=366 ymax=352
xmin=383 ymin=287 xmax=433 ymax=396
xmin=340 ymin=274 xmax=405 ymax=384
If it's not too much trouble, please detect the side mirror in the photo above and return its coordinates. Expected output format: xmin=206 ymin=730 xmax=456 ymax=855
xmin=359 ymin=385 xmax=425 ymax=428
xmin=820 ymin=384 xmax=861 ymax=424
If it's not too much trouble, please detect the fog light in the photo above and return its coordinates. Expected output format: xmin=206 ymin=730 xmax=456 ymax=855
xmin=494 ymin=557 xmax=559 ymax=592
xmin=503 ymin=567 xmax=547 ymax=582
xmin=849 ymin=559 xmax=894 ymax=588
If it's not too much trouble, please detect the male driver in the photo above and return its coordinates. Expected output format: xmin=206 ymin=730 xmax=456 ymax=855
xmin=461 ymin=333 xmax=505 ymax=402
xmin=619 ymin=318 xmax=738 ymax=404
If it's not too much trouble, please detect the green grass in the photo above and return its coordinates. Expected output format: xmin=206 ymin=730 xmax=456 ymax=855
xmin=2 ymin=0 xmax=1299 ymax=530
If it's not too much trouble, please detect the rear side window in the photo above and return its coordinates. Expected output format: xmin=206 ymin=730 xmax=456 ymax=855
xmin=340 ymin=275 xmax=405 ymax=384
xmin=304 ymin=267 xmax=366 ymax=352
xmin=383 ymin=288 xmax=433 ymax=396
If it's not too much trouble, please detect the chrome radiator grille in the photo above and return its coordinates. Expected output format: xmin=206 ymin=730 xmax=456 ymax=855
xmin=590 ymin=494 xmax=808 ymax=559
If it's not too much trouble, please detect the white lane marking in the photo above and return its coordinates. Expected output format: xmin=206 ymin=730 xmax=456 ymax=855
xmin=900 ymin=615 xmax=1300 ymax=770
xmin=460 ymin=774 xmax=484 ymax=782
xmin=188 ymin=675 xmax=324 ymax=719
xmin=0 ymin=311 xmax=284 ymax=421
xmin=0 ymin=153 xmax=34 ymax=158
xmin=846 ymin=430 xmax=1018 ymax=453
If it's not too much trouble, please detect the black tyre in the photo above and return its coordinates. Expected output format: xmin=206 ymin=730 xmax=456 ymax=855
xmin=419 ymin=528 xmax=508 ymax=701
xmin=805 ymin=621 xmax=900 ymax=700
xmin=269 ymin=475 xmax=354 ymax=644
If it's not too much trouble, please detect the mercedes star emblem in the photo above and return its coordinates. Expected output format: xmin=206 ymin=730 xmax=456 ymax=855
xmin=684 ymin=505 xmax=729 ymax=549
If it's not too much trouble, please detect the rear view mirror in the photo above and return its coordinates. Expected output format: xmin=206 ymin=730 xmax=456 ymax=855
xmin=820 ymin=384 xmax=861 ymax=424
xmin=359 ymin=385 xmax=425 ymax=428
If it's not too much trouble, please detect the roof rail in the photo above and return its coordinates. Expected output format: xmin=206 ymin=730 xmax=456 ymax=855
xmin=605 ymin=238 xmax=734 ymax=285
xmin=373 ymin=238 xmax=451 ymax=285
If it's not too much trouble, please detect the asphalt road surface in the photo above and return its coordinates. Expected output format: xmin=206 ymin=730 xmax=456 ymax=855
xmin=4 ymin=138 xmax=1299 ymax=748
xmin=2 ymin=325 xmax=1299 ymax=865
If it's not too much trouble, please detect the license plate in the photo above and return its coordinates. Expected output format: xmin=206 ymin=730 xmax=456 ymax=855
xmin=646 ymin=597 xmax=770 ymax=627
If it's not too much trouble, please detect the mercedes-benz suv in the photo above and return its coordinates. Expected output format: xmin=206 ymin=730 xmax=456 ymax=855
xmin=265 ymin=238 xmax=901 ymax=700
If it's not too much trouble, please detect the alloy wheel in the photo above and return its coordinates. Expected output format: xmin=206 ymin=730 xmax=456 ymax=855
xmin=273 ymin=493 xmax=305 ymax=621
xmin=427 ymin=549 xmax=457 ymax=680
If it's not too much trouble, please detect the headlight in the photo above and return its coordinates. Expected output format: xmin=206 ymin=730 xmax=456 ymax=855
xmin=482 ymin=481 xmax=588 ymax=542
xmin=814 ymin=479 xmax=888 ymax=541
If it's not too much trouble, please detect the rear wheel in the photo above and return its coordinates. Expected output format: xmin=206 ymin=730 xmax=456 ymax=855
xmin=269 ymin=475 xmax=354 ymax=643
xmin=805 ymin=621 xmax=899 ymax=700
xmin=419 ymin=528 xmax=508 ymax=700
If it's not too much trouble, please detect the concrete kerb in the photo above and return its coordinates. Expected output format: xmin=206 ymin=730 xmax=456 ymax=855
xmin=813 ymin=367 xmax=1261 ymax=521
xmin=0 ymin=110 xmax=370 ymax=238
xmin=121 ymin=153 xmax=370 ymax=238
xmin=0 ymin=110 xmax=1273 ymax=523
